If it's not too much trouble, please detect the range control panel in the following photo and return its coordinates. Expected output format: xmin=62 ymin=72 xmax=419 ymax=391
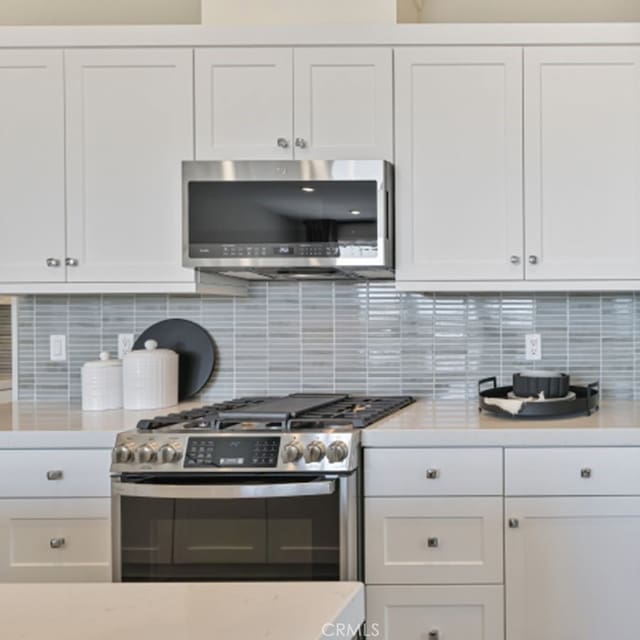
xmin=185 ymin=436 xmax=280 ymax=468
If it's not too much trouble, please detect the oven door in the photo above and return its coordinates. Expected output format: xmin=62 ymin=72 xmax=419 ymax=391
xmin=111 ymin=474 xmax=359 ymax=582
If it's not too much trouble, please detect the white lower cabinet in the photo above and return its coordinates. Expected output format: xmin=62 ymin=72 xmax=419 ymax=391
xmin=366 ymin=585 xmax=504 ymax=640
xmin=0 ymin=498 xmax=111 ymax=582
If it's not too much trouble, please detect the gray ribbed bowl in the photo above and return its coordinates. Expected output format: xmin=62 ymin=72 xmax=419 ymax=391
xmin=512 ymin=372 xmax=570 ymax=398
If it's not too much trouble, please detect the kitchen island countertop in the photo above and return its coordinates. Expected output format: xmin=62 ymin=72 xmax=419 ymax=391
xmin=0 ymin=581 xmax=364 ymax=640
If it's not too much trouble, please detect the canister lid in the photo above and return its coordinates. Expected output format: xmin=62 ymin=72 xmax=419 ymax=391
xmin=82 ymin=352 xmax=122 ymax=369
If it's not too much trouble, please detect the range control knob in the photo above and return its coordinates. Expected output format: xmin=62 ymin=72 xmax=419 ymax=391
xmin=112 ymin=444 xmax=135 ymax=464
xmin=327 ymin=441 xmax=349 ymax=463
xmin=158 ymin=444 xmax=182 ymax=464
xmin=282 ymin=440 xmax=304 ymax=464
xmin=305 ymin=440 xmax=327 ymax=463
xmin=135 ymin=443 xmax=158 ymax=464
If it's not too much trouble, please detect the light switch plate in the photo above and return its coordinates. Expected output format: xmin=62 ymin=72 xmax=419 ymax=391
xmin=118 ymin=333 xmax=134 ymax=359
xmin=525 ymin=333 xmax=542 ymax=361
xmin=49 ymin=334 xmax=66 ymax=362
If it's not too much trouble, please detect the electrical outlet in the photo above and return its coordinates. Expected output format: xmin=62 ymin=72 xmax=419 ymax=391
xmin=525 ymin=333 xmax=542 ymax=361
xmin=49 ymin=335 xmax=66 ymax=362
xmin=118 ymin=334 xmax=134 ymax=359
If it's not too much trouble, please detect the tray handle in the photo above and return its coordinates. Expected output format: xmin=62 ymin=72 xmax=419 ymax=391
xmin=478 ymin=377 xmax=497 ymax=393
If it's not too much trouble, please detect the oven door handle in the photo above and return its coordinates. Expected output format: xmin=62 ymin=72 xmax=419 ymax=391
xmin=112 ymin=479 xmax=336 ymax=500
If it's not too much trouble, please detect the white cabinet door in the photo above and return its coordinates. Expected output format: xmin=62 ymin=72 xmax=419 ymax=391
xmin=65 ymin=48 xmax=194 ymax=283
xmin=506 ymin=497 xmax=640 ymax=640
xmin=293 ymin=48 xmax=393 ymax=160
xmin=525 ymin=47 xmax=640 ymax=280
xmin=195 ymin=48 xmax=293 ymax=160
xmin=0 ymin=50 xmax=66 ymax=283
xmin=0 ymin=498 xmax=111 ymax=582
xmin=366 ymin=585 xmax=504 ymax=640
xmin=395 ymin=47 xmax=524 ymax=282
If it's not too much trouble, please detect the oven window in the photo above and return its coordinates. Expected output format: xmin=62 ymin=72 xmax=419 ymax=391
xmin=120 ymin=492 xmax=340 ymax=582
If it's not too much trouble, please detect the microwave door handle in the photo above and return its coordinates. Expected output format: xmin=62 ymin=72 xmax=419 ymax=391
xmin=112 ymin=479 xmax=336 ymax=500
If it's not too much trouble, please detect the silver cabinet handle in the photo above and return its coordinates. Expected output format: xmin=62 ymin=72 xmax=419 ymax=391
xmin=427 ymin=537 xmax=439 ymax=548
xmin=508 ymin=518 xmax=520 ymax=529
xmin=49 ymin=537 xmax=66 ymax=549
xmin=428 ymin=631 xmax=440 ymax=640
xmin=528 ymin=255 xmax=539 ymax=265
xmin=46 ymin=470 xmax=63 ymax=481
xmin=426 ymin=469 xmax=439 ymax=479
xmin=277 ymin=137 xmax=289 ymax=149
xmin=46 ymin=258 xmax=60 ymax=268
xmin=294 ymin=137 xmax=307 ymax=149
xmin=510 ymin=255 xmax=521 ymax=265
xmin=65 ymin=258 xmax=79 ymax=267
xmin=580 ymin=467 xmax=592 ymax=479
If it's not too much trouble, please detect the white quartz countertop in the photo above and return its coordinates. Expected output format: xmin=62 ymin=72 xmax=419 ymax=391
xmin=362 ymin=399 xmax=640 ymax=447
xmin=0 ymin=581 xmax=364 ymax=640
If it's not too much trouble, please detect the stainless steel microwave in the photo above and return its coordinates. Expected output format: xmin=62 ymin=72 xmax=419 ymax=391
xmin=182 ymin=160 xmax=394 ymax=280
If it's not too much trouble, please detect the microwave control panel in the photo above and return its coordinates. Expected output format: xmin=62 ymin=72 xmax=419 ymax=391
xmin=190 ymin=243 xmax=378 ymax=259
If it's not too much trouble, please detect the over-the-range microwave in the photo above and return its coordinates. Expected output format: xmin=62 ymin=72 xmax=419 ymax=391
xmin=182 ymin=160 xmax=394 ymax=280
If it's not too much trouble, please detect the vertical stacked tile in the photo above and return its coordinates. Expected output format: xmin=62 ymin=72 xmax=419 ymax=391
xmin=300 ymin=282 xmax=335 ymax=392
xmin=500 ymin=294 xmax=534 ymax=386
xmin=601 ymin=294 xmax=634 ymax=399
xmin=16 ymin=297 xmax=35 ymax=400
xmin=367 ymin=283 xmax=402 ymax=395
xmin=334 ymin=281 xmax=368 ymax=394
xmin=133 ymin=294 xmax=170 ymax=337
xmin=201 ymin=294 xmax=235 ymax=402
xmin=567 ymin=294 xmax=602 ymax=388
xmin=433 ymin=294 xmax=468 ymax=400
xmin=101 ymin=296 xmax=135 ymax=358
xmin=68 ymin=296 xmax=102 ymax=402
xmin=0 ymin=303 xmax=12 ymax=377
xmin=400 ymin=292 xmax=434 ymax=397
xmin=534 ymin=293 xmax=569 ymax=374
xmin=467 ymin=295 xmax=502 ymax=399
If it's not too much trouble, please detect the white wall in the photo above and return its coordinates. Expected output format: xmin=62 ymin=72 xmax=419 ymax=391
xmin=0 ymin=0 xmax=200 ymax=25
xmin=201 ymin=0 xmax=396 ymax=24
xmin=400 ymin=0 xmax=640 ymax=23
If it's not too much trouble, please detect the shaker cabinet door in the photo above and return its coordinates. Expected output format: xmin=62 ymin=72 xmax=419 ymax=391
xmin=0 ymin=50 xmax=66 ymax=283
xmin=395 ymin=47 xmax=524 ymax=282
xmin=524 ymin=47 xmax=640 ymax=280
xmin=195 ymin=48 xmax=293 ymax=160
xmin=65 ymin=48 xmax=194 ymax=283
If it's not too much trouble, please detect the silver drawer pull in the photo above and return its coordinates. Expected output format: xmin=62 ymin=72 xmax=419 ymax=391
xmin=508 ymin=518 xmax=520 ymax=529
xmin=46 ymin=470 xmax=63 ymax=481
xmin=580 ymin=467 xmax=592 ymax=479
xmin=426 ymin=469 xmax=439 ymax=480
xmin=49 ymin=537 xmax=65 ymax=549
xmin=428 ymin=631 xmax=440 ymax=640
xmin=427 ymin=537 xmax=439 ymax=548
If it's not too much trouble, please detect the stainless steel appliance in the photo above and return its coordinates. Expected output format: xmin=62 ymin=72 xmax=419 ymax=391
xmin=182 ymin=160 xmax=394 ymax=280
xmin=111 ymin=393 xmax=413 ymax=582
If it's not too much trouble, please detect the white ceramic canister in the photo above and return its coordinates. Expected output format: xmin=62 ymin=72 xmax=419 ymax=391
xmin=122 ymin=339 xmax=179 ymax=410
xmin=81 ymin=352 xmax=123 ymax=411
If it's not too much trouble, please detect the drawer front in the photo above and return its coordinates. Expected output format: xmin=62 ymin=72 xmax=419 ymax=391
xmin=365 ymin=497 xmax=503 ymax=584
xmin=506 ymin=447 xmax=640 ymax=496
xmin=366 ymin=585 xmax=504 ymax=640
xmin=364 ymin=448 xmax=503 ymax=496
xmin=0 ymin=449 xmax=111 ymax=497
xmin=0 ymin=498 xmax=111 ymax=582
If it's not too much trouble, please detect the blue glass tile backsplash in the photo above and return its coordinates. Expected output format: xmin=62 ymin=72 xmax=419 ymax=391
xmin=15 ymin=283 xmax=637 ymax=403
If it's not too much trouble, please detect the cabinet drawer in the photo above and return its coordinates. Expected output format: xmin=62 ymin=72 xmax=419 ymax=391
xmin=366 ymin=585 xmax=504 ymax=640
xmin=506 ymin=447 xmax=640 ymax=496
xmin=0 ymin=449 xmax=111 ymax=497
xmin=0 ymin=498 xmax=111 ymax=582
xmin=364 ymin=448 xmax=502 ymax=496
xmin=365 ymin=497 xmax=503 ymax=584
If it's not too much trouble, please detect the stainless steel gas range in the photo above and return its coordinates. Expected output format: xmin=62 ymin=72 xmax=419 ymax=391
xmin=110 ymin=393 xmax=413 ymax=583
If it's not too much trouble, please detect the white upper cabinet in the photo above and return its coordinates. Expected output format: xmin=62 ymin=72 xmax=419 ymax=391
xmin=65 ymin=48 xmax=194 ymax=283
xmin=0 ymin=50 xmax=66 ymax=283
xmin=195 ymin=48 xmax=293 ymax=160
xmin=293 ymin=48 xmax=393 ymax=160
xmin=524 ymin=47 xmax=640 ymax=280
xmin=395 ymin=47 xmax=524 ymax=282
xmin=195 ymin=47 xmax=393 ymax=161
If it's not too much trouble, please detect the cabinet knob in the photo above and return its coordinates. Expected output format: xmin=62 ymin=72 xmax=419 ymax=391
xmin=426 ymin=537 xmax=439 ymax=548
xmin=294 ymin=137 xmax=307 ymax=149
xmin=49 ymin=537 xmax=66 ymax=549
xmin=46 ymin=258 xmax=60 ymax=268
xmin=65 ymin=257 xmax=79 ymax=267
xmin=428 ymin=631 xmax=440 ymax=640
xmin=46 ymin=470 xmax=63 ymax=481
xmin=508 ymin=518 xmax=520 ymax=529
xmin=510 ymin=255 xmax=521 ymax=265
xmin=277 ymin=137 xmax=289 ymax=149
xmin=528 ymin=255 xmax=539 ymax=265
xmin=580 ymin=467 xmax=592 ymax=479
xmin=425 ymin=469 xmax=439 ymax=480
